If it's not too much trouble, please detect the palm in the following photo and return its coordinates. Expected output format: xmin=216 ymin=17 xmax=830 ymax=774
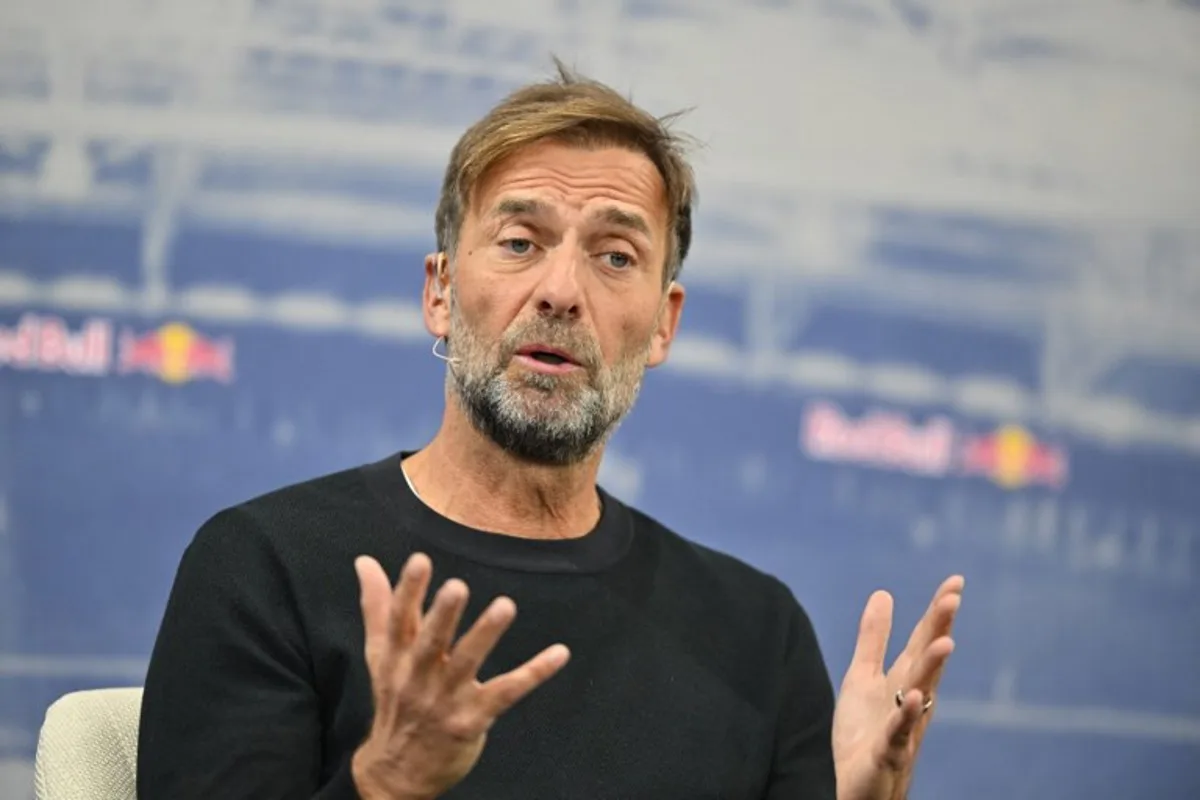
xmin=831 ymin=577 xmax=964 ymax=800
xmin=833 ymin=656 xmax=904 ymax=800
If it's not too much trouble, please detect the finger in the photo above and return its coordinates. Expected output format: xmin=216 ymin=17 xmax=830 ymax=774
xmin=924 ymin=594 xmax=961 ymax=685
xmin=355 ymin=556 xmax=394 ymax=673
xmin=443 ymin=595 xmax=518 ymax=687
xmin=479 ymin=644 xmax=571 ymax=718
xmin=891 ymin=634 xmax=956 ymax=765
xmin=896 ymin=590 xmax=962 ymax=683
xmin=877 ymin=689 xmax=925 ymax=771
xmin=901 ymin=575 xmax=964 ymax=657
xmin=906 ymin=634 xmax=956 ymax=697
xmin=910 ymin=576 xmax=963 ymax=646
xmin=847 ymin=590 xmax=894 ymax=676
xmin=411 ymin=578 xmax=470 ymax=673
xmin=387 ymin=553 xmax=433 ymax=653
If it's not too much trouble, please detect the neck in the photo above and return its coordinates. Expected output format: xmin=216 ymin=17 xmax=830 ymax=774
xmin=401 ymin=401 xmax=605 ymax=540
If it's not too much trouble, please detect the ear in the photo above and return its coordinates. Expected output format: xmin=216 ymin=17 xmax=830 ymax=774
xmin=646 ymin=281 xmax=686 ymax=369
xmin=422 ymin=251 xmax=451 ymax=338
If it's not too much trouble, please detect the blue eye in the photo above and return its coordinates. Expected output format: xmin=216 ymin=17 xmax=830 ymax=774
xmin=606 ymin=252 xmax=632 ymax=269
xmin=503 ymin=239 xmax=533 ymax=255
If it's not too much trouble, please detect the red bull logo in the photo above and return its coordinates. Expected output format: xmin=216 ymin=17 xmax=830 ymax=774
xmin=959 ymin=424 xmax=1068 ymax=490
xmin=0 ymin=312 xmax=235 ymax=386
xmin=801 ymin=401 xmax=1069 ymax=490
xmin=119 ymin=322 xmax=235 ymax=385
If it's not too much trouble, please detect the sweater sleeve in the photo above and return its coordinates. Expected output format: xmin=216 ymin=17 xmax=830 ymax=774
xmin=137 ymin=507 xmax=361 ymax=800
xmin=763 ymin=589 xmax=838 ymax=800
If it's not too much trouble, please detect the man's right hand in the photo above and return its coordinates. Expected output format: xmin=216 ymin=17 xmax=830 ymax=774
xmin=350 ymin=553 xmax=571 ymax=800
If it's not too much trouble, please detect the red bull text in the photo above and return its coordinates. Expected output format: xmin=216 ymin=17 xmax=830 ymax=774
xmin=801 ymin=400 xmax=1069 ymax=490
xmin=0 ymin=313 xmax=112 ymax=375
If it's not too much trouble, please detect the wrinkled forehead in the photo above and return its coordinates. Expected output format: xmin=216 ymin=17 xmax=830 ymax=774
xmin=466 ymin=140 xmax=670 ymax=235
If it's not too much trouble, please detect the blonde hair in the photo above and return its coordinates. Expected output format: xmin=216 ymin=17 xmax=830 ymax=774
xmin=434 ymin=59 xmax=697 ymax=285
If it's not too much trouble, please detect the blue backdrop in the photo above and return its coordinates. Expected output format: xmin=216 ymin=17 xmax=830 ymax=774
xmin=2 ymin=1 xmax=1199 ymax=798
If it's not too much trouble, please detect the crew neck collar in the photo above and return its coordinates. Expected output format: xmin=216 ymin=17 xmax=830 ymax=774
xmin=361 ymin=451 xmax=634 ymax=574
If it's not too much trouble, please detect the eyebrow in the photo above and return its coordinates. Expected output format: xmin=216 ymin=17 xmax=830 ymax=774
xmin=492 ymin=198 xmax=545 ymax=219
xmin=489 ymin=198 xmax=653 ymax=241
xmin=596 ymin=206 xmax=652 ymax=240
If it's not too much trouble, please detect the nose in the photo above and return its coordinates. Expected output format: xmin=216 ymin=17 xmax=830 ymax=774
xmin=533 ymin=246 xmax=584 ymax=320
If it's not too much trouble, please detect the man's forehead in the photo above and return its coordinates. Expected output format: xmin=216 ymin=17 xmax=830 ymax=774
xmin=485 ymin=197 xmax=650 ymax=235
xmin=469 ymin=143 xmax=668 ymax=223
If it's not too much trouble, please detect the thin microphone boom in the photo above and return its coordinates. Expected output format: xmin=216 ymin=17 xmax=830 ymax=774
xmin=431 ymin=336 xmax=460 ymax=365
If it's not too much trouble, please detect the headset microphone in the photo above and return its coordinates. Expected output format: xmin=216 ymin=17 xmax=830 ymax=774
xmin=431 ymin=335 xmax=460 ymax=365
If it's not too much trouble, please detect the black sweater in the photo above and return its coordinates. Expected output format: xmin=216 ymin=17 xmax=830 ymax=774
xmin=137 ymin=452 xmax=837 ymax=799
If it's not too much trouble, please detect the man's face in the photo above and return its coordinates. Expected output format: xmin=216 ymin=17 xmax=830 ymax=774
xmin=428 ymin=140 xmax=685 ymax=466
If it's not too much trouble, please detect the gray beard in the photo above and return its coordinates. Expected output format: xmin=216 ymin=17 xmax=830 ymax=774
xmin=451 ymin=366 xmax=620 ymax=466
xmin=444 ymin=314 xmax=648 ymax=466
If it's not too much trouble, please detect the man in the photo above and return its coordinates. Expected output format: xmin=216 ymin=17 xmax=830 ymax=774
xmin=137 ymin=62 xmax=963 ymax=800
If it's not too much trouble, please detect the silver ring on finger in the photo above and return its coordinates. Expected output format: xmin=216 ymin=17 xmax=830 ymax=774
xmin=894 ymin=689 xmax=934 ymax=714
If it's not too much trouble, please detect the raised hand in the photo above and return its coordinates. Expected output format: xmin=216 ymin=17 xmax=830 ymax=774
xmin=832 ymin=575 xmax=964 ymax=800
xmin=350 ymin=553 xmax=571 ymax=800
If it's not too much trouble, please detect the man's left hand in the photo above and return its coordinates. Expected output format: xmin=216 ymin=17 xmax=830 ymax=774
xmin=831 ymin=575 xmax=964 ymax=800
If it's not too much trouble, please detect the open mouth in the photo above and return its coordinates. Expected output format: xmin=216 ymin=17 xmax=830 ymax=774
xmin=528 ymin=351 xmax=570 ymax=366
xmin=516 ymin=344 xmax=580 ymax=370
